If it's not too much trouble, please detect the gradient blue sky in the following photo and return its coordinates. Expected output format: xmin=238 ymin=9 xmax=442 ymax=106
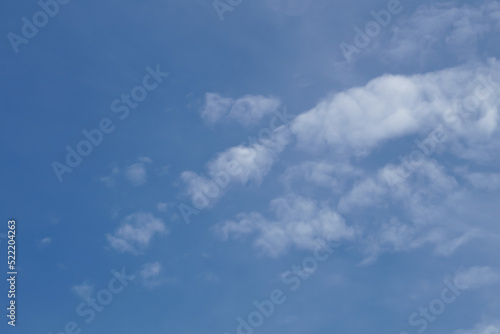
xmin=1 ymin=0 xmax=500 ymax=333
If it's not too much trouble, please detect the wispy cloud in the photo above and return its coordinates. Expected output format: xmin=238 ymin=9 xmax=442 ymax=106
xmin=39 ymin=237 xmax=52 ymax=245
xmin=107 ymin=213 xmax=168 ymax=255
xmin=377 ymin=1 xmax=500 ymax=64
xmin=200 ymin=93 xmax=281 ymax=126
xmin=71 ymin=281 xmax=94 ymax=300
xmin=214 ymin=195 xmax=354 ymax=257
xmin=454 ymin=266 xmax=500 ymax=290
xmin=182 ymin=127 xmax=290 ymax=208
xmin=100 ymin=157 xmax=153 ymax=187
xmin=456 ymin=321 xmax=500 ymax=334
xmin=139 ymin=262 xmax=164 ymax=289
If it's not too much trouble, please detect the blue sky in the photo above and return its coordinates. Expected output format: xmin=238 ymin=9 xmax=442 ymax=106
xmin=1 ymin=0 xmax=500 ymax=333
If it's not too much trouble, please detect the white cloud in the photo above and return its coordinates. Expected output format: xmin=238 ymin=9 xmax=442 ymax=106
xmin=334 ymin=158 xmax=485 ymax=262
xmin=467 ymin=172 xmax=500 ymax=190
xmin=200 ymin=93 xmax=281 ymax=126
xmin=124 ymin=163 xmax=148 ymax=186
xmin=456 ymin=167 xmax=500 ymax=191
xmin=157 ymin=202 xmax=171 ymax=212
xmin=378 ymin=1 xmax=500 ymax=63
xmin=214 ymin=195 xmax=355 ymax=257
xmin=181 ymin=127 xmax=290 ymax=208
xmin=107 ymin=212 xmax=168 ymax=255
xmin=139 ymin=262 xmax=164 ymax=289
xmin=234 ymin=151 xmax=483 ymax=262
xmin=100 ymin=157 xmax=153 ymax=187
xmin=203 ymin=61 xmax=500 ymax=261
xmin=338 ymin=176 xmax=387 ymax=213
xmin=281 ymin=161 xmax=362 ymax=194
xmin=100 ymin=167 xmax=120 ymax=188
xmin=124 ymin=157 xmax=153 ymax=186
xmin=456 ymin=322 xmax=500 ymax=334
xmin=359 ymin=217 xmax=476 ymax=264
xmin=291 ymin=60 xmax=500 ymax=158
xmin=360 ymin=219 xmax=420 ymax=264
xmin=71 ymin=281 xmax=94 ymax=300
xmin=197 ymin=61 xmax=500 ymax=260
xmin=454 ymin=266 xmax=500 ymax=290
xmin=201 ymin=93 xmax=233 ymax=124
xmin=40 ymin=237 xmax=52 ymax=245
xmin=207 ymin=129 xmax=289 ymax=185
xmin=339 ymin=159 xmax=460 ymax=213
